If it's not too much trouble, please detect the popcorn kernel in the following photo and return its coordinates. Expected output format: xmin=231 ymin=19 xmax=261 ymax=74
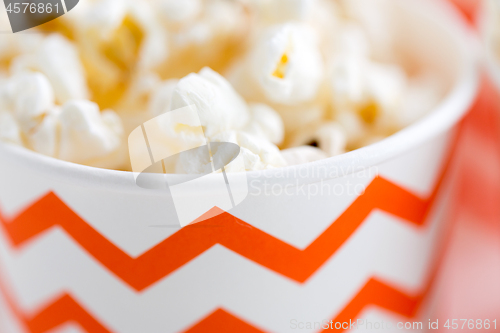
xmin=272 ymin=53 xmax=289 ymax=79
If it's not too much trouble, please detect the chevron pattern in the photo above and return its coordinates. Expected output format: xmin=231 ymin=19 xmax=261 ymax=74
xmin=186 ymin=279 xmax=423 ymax=333
xmin=0 ymin=173 xmax=439 ymax=292
xmin=187 ymin=216 xmax=455 ymax=333
xmin=0 ymin=268 xmax=443 ymax=333
xmin=0 ymin=129 xmax=460 ymax=332
xmin=0 ymin=287 xmax=111 ymax=333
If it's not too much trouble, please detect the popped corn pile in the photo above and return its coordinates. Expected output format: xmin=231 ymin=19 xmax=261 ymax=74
xmin=0 ymin=0 xmax=444 ymax=172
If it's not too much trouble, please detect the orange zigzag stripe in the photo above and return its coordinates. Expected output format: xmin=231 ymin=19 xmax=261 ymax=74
xmin=183 ymin=177 xmax=458 ymax=333
xmin=4 ymin=203 xmax=454 ymax=333
xmin=0 ymin=144 xmax=451 ymax=292
xmin=184 ymin=278 xmax=425 ymax=333
xmin=2 ymin=231 xmax=448 ymax=333
xmin=0 ymin=176 xmax=434 ymax=291
xmin=186 ymin=200 xmax=455 ymax=333
xmin=186 ymin=158 xmax=460 ymax=333
xmin=0 ymin=277 xmax=112 ymax=333
xmin=0 ymin=277 xmax=424 ymax=333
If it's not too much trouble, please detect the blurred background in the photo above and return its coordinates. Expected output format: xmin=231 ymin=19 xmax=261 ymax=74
xmin=0 ymin=0 xmax=499 ymax=331
xmin=433 ymin=0 xmax=500 ymax=330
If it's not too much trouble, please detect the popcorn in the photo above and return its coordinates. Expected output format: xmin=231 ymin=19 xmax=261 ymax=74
xmin=247 ymin=0 xmax=340 ymax=40
xmin=170 ymin=67 xmax=250 ymax=137
xmin=329 ymin=54 xmax=407 ymax=133
xmin=0 ymin=111 xmax=22 ymax=145
xmin=127 ymin=75 xmax=210 ymax=173
xmin=230 ymin=130 xmax=286 ymax=170
xmin=230 ymin=23 xmax=325 ymax=105
xmin=397 ymin=72 xmax=444 ymax=128
xmin=281 ymin=146 xmax=328 ymax=166
xmin=267 ymin=0 xmax=343 ymax=59
xmin=157 ymin=0 xmax=202 ymax=27
xmin=253 ymin=0 xmax=317 ymax=24
xmin=243 ymin=103 xmax=284 ymax=145
xmin=365 ymin=63 xmax=407 ymax=116
xmin=0 ymin=34 xmax=44 ymax=68
xmin=149 ymin=79 xmax=179 ymax=117
xmin=168 ymin=67 xmax=285 ymax=148
xmin=172 ymin=0 xmax=247 ymax=47
xmin=307 ymin=0 xmax=341 ymax=50
xmin=0 ymin=72 xmax=126 ymax=169
xmin=315 ymin=122 xmax=347 ymax=157
xmin=287 ymin=122 xmax=347 ymax=157
xmin=57 ymin=101 xmax=123 ymax=163
xmin=134 ymin=67 xmax=285 ymax=173
xmin=273 ymin=103 xmax=325 ymax=135
xmin=2 ymin=72 xmax=54 ymax=133
xmin=335 ymin=111 xmax=366 ymax=147
xmin=10 ymin=34 xmax=89 ymax=104
xmin=28 ymin=108 xmax=59 ymax=157
xmin=116 ymin=73 xmax=163 ymax=114
xmin=155 ymin=0 xmax=249 ymax=79
xmin=330 ymin=23 xmax=371 ymax=60
xmin=330 ymin=55 xmax=366 ymax=110
xmin=338 ymin=0 xmax=395 ymax=60
xmin=27 ymin=100 xmax=125 ymax=167
xmin=320 ymin=18 xmax=408 ymax=149
xmin=177 ymin=130 xmax=286 ymax=173
xmin=0 ymin=0 xmax=444 ymax=172
xmin=76 ymin=0 xmax=169 ymax=107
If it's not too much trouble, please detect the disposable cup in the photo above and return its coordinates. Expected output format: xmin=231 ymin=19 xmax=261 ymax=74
xmin=0 ymin=0 xmax=478 ymax=332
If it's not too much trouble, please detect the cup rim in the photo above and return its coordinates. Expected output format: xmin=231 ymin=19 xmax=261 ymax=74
xmin=0 ymin=0 xmax=480 ymax=193
xmin=478 ymin=1 xmax=500 ymax=91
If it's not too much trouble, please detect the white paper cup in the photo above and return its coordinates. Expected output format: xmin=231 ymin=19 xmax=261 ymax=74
xmin=0 ymin=0 xmax=479 ymax=332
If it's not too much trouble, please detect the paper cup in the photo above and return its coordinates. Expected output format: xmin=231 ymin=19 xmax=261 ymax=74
xmin=0 ymin=0 xmax=478 ymax=332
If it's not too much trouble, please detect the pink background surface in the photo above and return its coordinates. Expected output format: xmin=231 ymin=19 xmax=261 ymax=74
xmin=433 ymin=1 xmax=500 ymax=328
xmin=433 ymin=77 xmax=500 ymax=331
